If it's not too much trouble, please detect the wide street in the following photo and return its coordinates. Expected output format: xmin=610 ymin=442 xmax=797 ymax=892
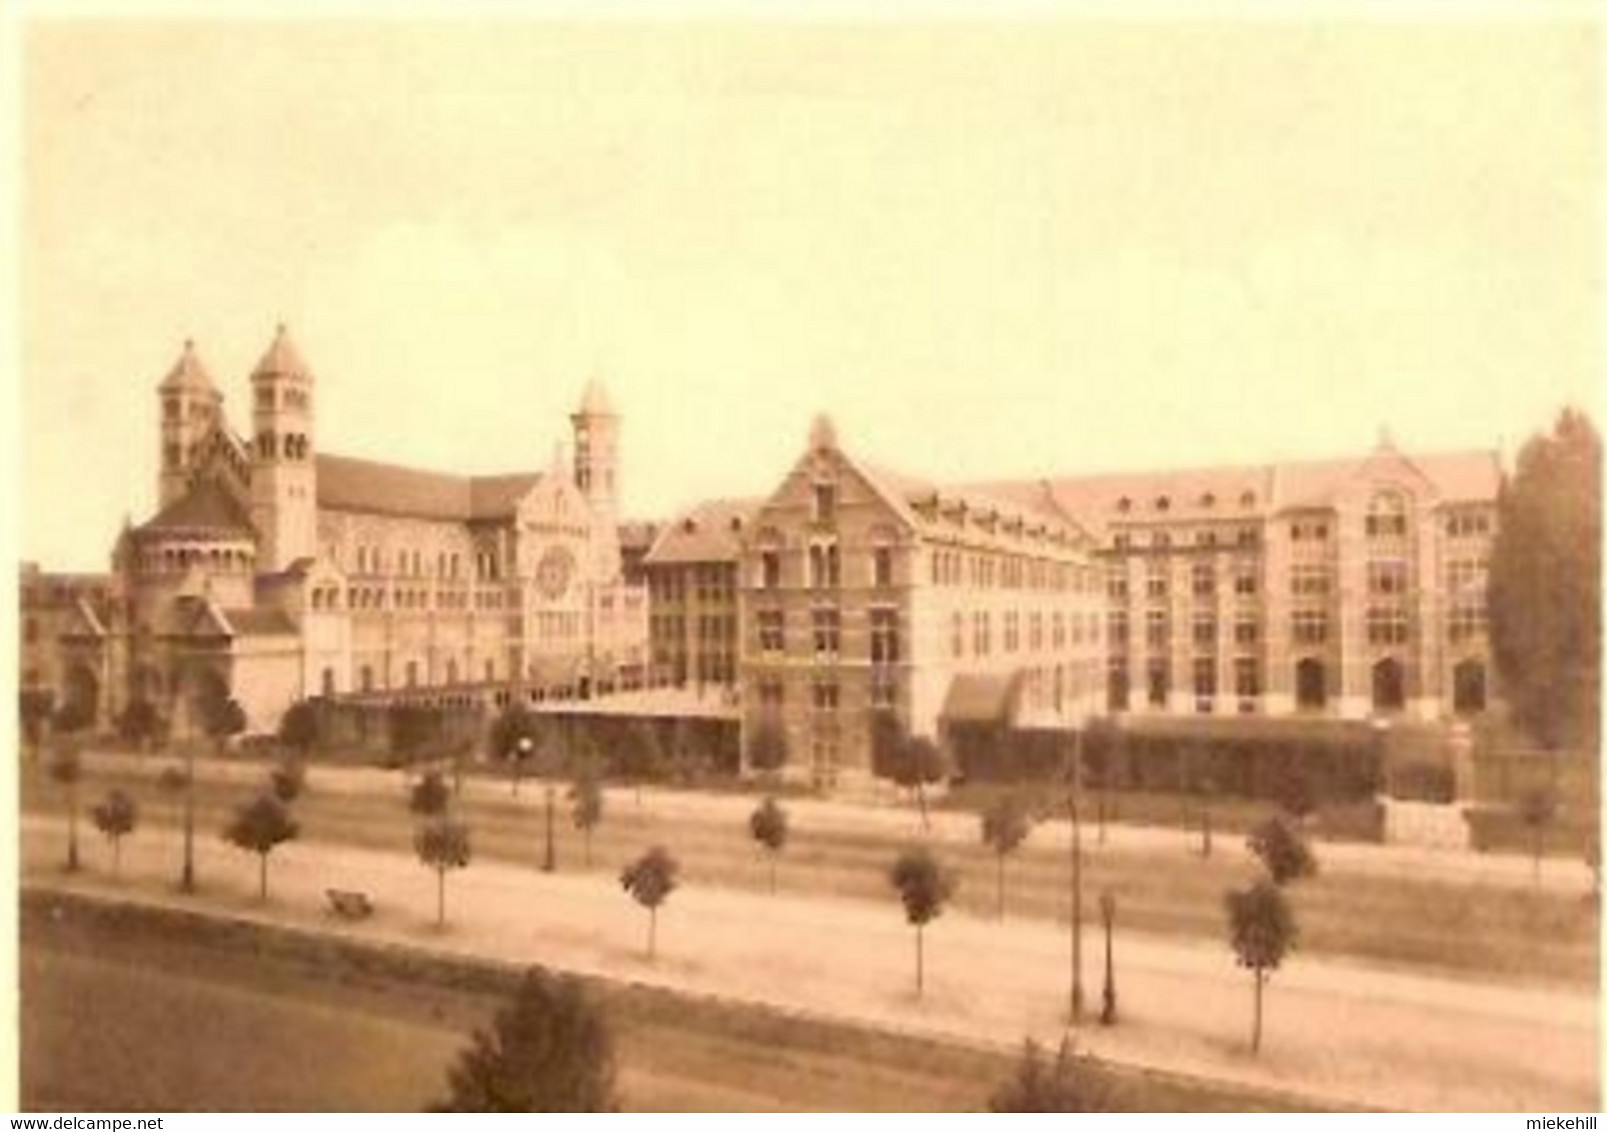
xmin=21 ymin=804 xmax=1598 ymax=1113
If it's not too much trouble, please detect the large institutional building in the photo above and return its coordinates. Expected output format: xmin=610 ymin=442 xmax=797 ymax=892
xmin=21 ymin=328 xmax=1500 ymax=786
xmin=24 ymin=327 xmax=647 ymax=735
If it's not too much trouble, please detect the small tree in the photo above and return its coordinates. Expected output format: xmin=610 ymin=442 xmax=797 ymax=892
xmin=746 ymin=717 xmax=788 ymax=785
xmin=277 ymin=700 xmax=320 ymax=760
xmin=1275 ymin=762 xmax=1318 ymax=827
xmin=568 ymin=762 xmax=605 ymax=867
xmin=410 ymin=769 xmax=452 ymax=818
xmin=749 ymin=796 xmax=789 ymax=893
xmin=1226 ymin=879 xmax=1297 ymax=1054
xmin=489 ymin=704 xmax=538 ymax=795
xmin=116 ymin=698 xmax=165 ymax=755
xmin=1518 ymin=787 xmax=1558 ymax=886
xmin=390 ymin=703 xmax=442 ymax=778
xmin=988 ymin=1037 xmax=1116 ymax=1113
xmin=434 ymin=966 xmax=620 ymax=1112
xmin=1181 ymin=749 xmax=1216 ymax=857
xmin=48 ymin=744 xmax=83 ymax=872
xmin=186 ymin=685 xmax=247 ymax=893
xmin=889 ymin=846 xmax=957 ymax=996
xmin=881 ymin=731 xmax=948 ymax=832
xmin=616 ymin=721 xmax=666 ymax=805
xmin=417 ymin=818 xmax=472 ymax=928
xmin=269 ymin=755 xmax=307 ymax=805
xmin=1247 ymin=815 xmax=1318 ymax=886
xmin=91 ymin=789 xmax=139 ymax=879
xmin=224 ymin=793 xmax=299 ymax=900
xmin=980 ymin=794 xmax=1033 ymax=920
xmin=620 ymin=846 xmax=679 ymax=959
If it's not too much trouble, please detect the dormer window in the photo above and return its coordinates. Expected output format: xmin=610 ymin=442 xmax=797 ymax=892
xmin=1156 ymin=496 xmax=1171 ymax=512
xmin=1240 ymin=490 xmax=1257 ymax=508
xmin=1117 ymin=497 xmax=1132 ymax=513
xmin=1200 ymin=493 xmax=1216 ymax=508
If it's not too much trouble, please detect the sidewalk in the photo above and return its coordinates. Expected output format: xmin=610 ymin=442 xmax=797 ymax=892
xmin=74 ymin=748 xmax=1594 ymax=893
xmin=22 ymin=812 xmax=1598 ymax=1113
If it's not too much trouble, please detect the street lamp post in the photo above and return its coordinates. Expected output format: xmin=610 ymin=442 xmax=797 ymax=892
xmin=1100 ymin=889 xmax=1117 ymax=1026
xmin=543 ymin=778 xmax=557 ymax=873
xmin=516 ymin=734 xmax=532 ymax=798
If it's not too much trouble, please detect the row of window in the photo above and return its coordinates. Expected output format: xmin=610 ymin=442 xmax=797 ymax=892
xmin=1112 ymin=527 xmax=1260 ymax=552
xmin=949 ymin=608 xmax=1101 ymax=659
xmin=929 ymin=548 xmax=1095 ymax=594
xmin=1110 ymin=604 xmax=1485 ymax=649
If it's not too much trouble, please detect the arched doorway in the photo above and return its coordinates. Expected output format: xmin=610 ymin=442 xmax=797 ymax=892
xmin=1452 ymin=659 xmax=1486 ymax=714
xmin=1372 ymin=657 xmax=1406 ymax=713
xmin=1295 ymin=658 xmax=1326 ymax=710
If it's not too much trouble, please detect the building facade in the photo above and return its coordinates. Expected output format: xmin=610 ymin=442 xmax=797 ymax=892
xmin=38 ymin=327 xmax=647 ymax=734
xmin=738 ymin=416 xmax=1109 ymax=786
xmin=974 ymin=434 xmax=1499 ymax=724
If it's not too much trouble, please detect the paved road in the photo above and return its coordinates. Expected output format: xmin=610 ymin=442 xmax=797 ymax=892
xmin=71 ymin=748 xmax=1595 ymax=893
xmin=23 ymin=813 xmax=1597 ymax=1113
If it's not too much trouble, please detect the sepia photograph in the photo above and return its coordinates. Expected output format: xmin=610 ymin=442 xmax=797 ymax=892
xmin=8 ymin=0 xmax=1602 ymax=1115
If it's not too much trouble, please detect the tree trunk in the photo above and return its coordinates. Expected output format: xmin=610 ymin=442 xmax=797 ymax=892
xmin=259 ymin=853 xmax=268 ymax=901
xmin=768 ymin=852 xmax=777 ymax=895
xmin=1202 ymin=806 xmax=1213 ymax=858
xmin=1251 ymin=968 xmax=1265 ymax=1053
xmin=916 ymin=784 xmax=930 ymax=832
xmin=112 ymin=836 xmax=122 ymax=880
xmin=1533 ymin=829 xmax=1544 ymax=886
xmin=915 ymin=923 xmax=925 ymax=996
xmin=584 ymin=828 xmax=592 ymax=868
xmin=647 ymin=907 xmax=657 ymax=960
xmin=66 ymin=792 xmax=80 ymax=873
xmin=181 ymin=747 xmax=197 ymax=893
xmin=437 ymin=867 xmax=446 ymax=927
xmin=996 ymin=853 xmax=1006 ymax=920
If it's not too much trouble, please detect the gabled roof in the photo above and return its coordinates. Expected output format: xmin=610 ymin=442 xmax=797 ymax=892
xmin=315 ymin=453 xmax=543 ymax=522
xmin=644 ymin=498 xmax=763 ymax=565
xmin=137 ymin=480 xmax=255 ymax=536
xmin=158 ymin=339 xmax=220 ymax=396
xmin=251 ymin=324 xmax=311 ymax=381
xmin=576 ymin=378 xmax=617 ymax=417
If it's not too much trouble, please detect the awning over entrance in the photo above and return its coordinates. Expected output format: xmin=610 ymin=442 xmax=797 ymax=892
xmin=941 ymin=672 xmax=1026 ymax=727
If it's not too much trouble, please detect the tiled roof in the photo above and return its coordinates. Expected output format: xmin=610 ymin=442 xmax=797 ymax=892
xmin=251 ymin=324 xmax=311 ymax=381
xmin=137 ymin=480 xmax=255 ymax=536
xmin=158 ymin=340 xmax=219 ymax=395
xmin=645 ymin=498 xmax=763 ymax=565
xmin=983 ymin=448 xmax=1502 ymax=534
xmin=315 ymin=454 xmax=541 ymax=522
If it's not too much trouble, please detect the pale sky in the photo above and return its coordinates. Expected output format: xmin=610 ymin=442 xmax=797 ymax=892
xmin=17 ymin=14 xmax=1603 ymax=571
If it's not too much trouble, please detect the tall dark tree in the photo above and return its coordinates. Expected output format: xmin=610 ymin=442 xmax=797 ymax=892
xmin=1488 ymin=408 xmax=1602 ymax=750
xmin=490 ymin=703 xmax=539 ymax=794
xmin=417 ymin=818 xmax=473 ymax=928
xmin=223 ymin=793 xmax=299 ymax=900
xmin=748 ymin=796 xmax=789 ymax=893
xmin=434 ymin=967 xmax=619 ymax=1112
xmin=91 ymin=789 xmax=138 ymax=879
xmin=48 ymin=744 xmax=84 ymax=872
xmin=980 ymin=794 xmax=1033 ymax=920
xmin=889 ymin=846 xmax=957 ymax=996
xmin=620 ymin=846 xmax=679 ymax=959
xmin=390 ymin=703 xmax=442 ymax=777
xmin=1247 ymin=815 xmax=1318 ymax=886
xmin=874 ymin=717 xmax=949 ymax=831
xmin=988 ymin=1038 xmax=1115 ymax=1113
xmin=1226 ymin=879 xmax=1297 ymax=1054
